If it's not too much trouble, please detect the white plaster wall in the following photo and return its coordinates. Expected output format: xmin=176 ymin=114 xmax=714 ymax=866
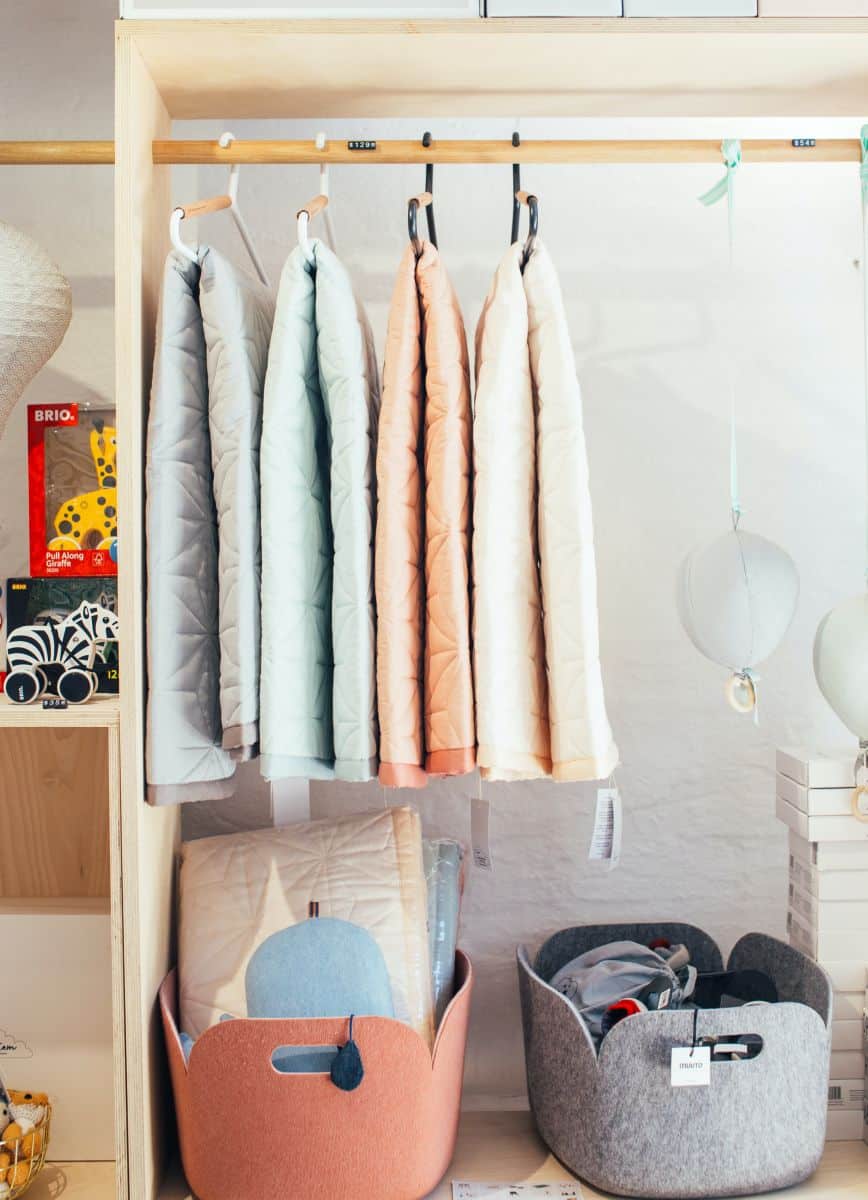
xmin=178 ymin=115 xmax=865 ymax=1104
xmin=2 ymin=4 xmax=865 ymax=1107
xmin=0 ymin=1 xmax=116 ymax=579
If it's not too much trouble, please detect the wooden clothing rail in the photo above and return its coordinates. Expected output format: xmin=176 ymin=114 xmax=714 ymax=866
xmin=0 ymin=138 xmax=863 ymax=166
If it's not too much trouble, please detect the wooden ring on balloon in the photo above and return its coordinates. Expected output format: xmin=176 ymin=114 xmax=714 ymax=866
xmin=852 ymin=786 xmax=868 ymax=823
xmin=725 ymin=672 xmax=756 ymax=714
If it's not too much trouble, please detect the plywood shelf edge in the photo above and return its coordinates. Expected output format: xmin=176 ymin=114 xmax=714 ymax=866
xmin=116 ymin=15 xmax=868 ymax=120
xmin=156 ymin=1112 xmax=868 ymax=1199
xmin=0 ymin=696 xmax=120 ymax=729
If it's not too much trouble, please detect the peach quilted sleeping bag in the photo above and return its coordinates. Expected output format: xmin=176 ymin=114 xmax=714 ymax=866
xmin=376 ymin=244 xmax=475 ymax=788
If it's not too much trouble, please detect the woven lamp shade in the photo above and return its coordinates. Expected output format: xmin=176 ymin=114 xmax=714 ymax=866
xmin=0 ymin=222 xmax=72 ymax=439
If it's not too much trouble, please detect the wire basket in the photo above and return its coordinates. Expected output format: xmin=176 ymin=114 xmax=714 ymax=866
xmin=0 ymin=1104 xmax=51 ymax=1199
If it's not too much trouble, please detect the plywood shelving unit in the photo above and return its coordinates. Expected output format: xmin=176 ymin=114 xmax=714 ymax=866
xmin=0 ymin=699 xmax=124 ymax=1192
xmin=114 ymin=16 xmax=868 ymax=1200
xmin=0 ymin=694 xmax=121 ymax=729
xmin=158 ymin=1113 xmax=868 ymax=1199
xmin=25 ymin=1160 xmax=117 ymax=1200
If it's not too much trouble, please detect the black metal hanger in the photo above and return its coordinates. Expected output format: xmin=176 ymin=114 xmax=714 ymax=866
xmin=423 ymin=131 xmax=437 ymax=247
xmin=511 ymin=131 xmax=522 ymax=246
xmin=408 ymin=131 xmax=437 ymax=256
xmin=511 ymin=131 xmax=539 ymax=269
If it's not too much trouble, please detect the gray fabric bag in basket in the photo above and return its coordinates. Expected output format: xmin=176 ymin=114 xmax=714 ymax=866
xmin=517 ymin=922 xmax=832 ymax=1199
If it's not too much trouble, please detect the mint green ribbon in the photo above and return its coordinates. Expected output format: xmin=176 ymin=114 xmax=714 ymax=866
xmin=862 ymin=127 xmax=868 ymax=585
xmin=698 ymin=138 xmax=742 ymax=209
xmin=700 ymin=140 xmax=744 ymax=528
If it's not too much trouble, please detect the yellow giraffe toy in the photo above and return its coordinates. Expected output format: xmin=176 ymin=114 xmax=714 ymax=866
xmin=48 ymin=419 xmax=118 ymax=551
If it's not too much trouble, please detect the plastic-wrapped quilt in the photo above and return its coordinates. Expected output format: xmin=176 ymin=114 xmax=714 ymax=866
xmin=376 ymin=243 xmax=475 ymax=788
xmin=146 ymin=248 xmax=273 ymax=804
xmin=260 ymin=240 xmax=379 ymax=782
xmin=423 ymin=838 xmax=465 ymax=1026
xmin=474 ymin=242 xmax=618 ymax=782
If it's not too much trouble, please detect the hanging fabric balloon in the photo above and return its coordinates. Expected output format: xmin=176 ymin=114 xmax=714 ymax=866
xmin=677 ymin=140 xmax=800 ymax=715
xmin=813 ymin=127 xmax=868 ymax=756
xmin=677 ymin=529 xmax=799 ymax=713
xmin=0 ymin=222 xmax=72 ymax=442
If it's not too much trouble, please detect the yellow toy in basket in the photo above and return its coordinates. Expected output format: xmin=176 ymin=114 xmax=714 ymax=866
xmin=0 ymin=1081 xmax=51 ymax=1200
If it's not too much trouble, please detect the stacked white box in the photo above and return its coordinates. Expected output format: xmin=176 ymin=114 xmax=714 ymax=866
xmin=776 ymin=747 xmax=868 ymax=1142
xmin=864 ymin=977 xmax=868 ymax=1146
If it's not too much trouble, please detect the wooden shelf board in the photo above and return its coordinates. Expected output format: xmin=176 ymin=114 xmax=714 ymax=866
xmin=120 ymin=17 xmax=868 ymax=120
xmin=28 ymin=1161 xmax=116 ymax=1200
xmin=158 ymin=1110 xmax=868 ymax=1198
xmin=0 ymin=695 xmax=120 ymax=730
xmin=0 ymin=896 xmax=111 ymax=915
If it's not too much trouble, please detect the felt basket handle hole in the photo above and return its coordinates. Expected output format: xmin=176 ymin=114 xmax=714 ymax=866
xmin=270 ymin=1045 xmax=339 ymax=1075
xmin=710 ymin=1034 xmax=764 ymax=1062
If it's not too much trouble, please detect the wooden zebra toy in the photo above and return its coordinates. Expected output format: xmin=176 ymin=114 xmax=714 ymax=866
xmin=4 ymin=601 xmax=119 ymax=705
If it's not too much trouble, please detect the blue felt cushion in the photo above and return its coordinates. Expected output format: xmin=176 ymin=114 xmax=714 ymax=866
xmin=246 ymin=916 xmax=395 ymax=1020
xmin=246 ymin=916 xmax=395 ymax=1075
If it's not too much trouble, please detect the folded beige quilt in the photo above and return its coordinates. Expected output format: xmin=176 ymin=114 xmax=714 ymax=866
xmin=179 ymin=806 xmax=435 ymax=1046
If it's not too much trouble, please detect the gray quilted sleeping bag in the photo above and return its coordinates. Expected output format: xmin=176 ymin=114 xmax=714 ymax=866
xmin=260 ymin=239 xmax=379 ymax=781
xmin=146 ymin=248 xmax=274 ymax=805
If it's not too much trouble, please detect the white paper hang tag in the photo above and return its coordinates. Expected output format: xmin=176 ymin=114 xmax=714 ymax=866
xmin=470 ymin=785 xmax=493 ymax=872
xmin=453 ymin=1185 xmax=583 ymax=1199
xmin=671 ymin=1045 xmax=711 ymax=1088
xmin=589 ymin=787 xmax=622 ymax=870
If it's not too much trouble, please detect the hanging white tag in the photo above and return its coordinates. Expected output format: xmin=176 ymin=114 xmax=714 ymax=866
xmin=470 ymin=788 xmax=493 ymax=872
xmin=671 ymin=1046 xmax=711 ymax=1088
xmin=589 ymin=787 xmax=621 ymax=870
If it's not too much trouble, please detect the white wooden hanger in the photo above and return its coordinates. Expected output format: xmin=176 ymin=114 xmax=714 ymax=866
xmin=169 ymin=131 xmax=270 ymax=287
xmin=297 ymin=132 xmax=335 ymax=266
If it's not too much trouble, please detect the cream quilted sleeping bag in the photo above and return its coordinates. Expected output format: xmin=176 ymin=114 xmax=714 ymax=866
xmin=474 ymin=242 xmax=618 ymax=782
xmin=376 ymin=243 xmax=475 ymax=788
xmin=178 ymin=806 xmax=435 ymax=1047
xmin=146 ymin=249 xmax=273 ymax=804
xmin=260 ymin=240 xmax=379 ymax=782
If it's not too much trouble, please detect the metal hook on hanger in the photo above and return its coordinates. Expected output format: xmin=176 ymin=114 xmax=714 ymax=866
xmin=511 ymin=131 xmax=522 ymax=246
xmin=422 ymin=131 xmax=437 ymax=248
xmin=408 ymin=191 xmax=433 ymax=258
xmin=408 ymin=132 xmax=437 ymax=257
xmin=297 ymin=133 xmax=330 ymax=266
xmin=516 ymin=189 xmax=539 ymax=270
xmin=169 ymin=131 xmax=270 ymax=287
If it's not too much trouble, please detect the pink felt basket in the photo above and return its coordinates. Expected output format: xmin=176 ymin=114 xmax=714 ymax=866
xmin=160 ymin=951 xmax=473 ymax=1200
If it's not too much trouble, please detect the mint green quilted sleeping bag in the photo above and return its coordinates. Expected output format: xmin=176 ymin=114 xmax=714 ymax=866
xmin=260 ymin=240 xmax=379 ymax=781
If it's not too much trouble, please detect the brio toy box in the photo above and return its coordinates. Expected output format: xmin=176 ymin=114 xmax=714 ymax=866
xmin=28 ymin=403 xmax=118 ymax=577
xmin=1 ymin=577 xmax=119 ymax=695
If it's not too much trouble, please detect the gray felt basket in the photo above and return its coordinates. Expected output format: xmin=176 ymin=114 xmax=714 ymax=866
xmin=517 ymin=923 xmax=832 ymax=1199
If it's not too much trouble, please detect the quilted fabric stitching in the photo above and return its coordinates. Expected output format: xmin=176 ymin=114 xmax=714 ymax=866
xmin=417 ymin=248 xmax=475 ymax=763
xmin=260 ymin=240 xmax=379 ymax=781
xmin=523 ymin=243 xmax=618 ymax=781
xmin=473 ymin=243 xmax=551 ymax=782
xmin=376 ymin=244 xmax=475 ymax=784
xmin=198 ymin=248 xmax=274 ymax=756
xmin=375 ymin=248 xmax=426 ymax=774
xmin=146 ymin=254 xmax=236 ymax=797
